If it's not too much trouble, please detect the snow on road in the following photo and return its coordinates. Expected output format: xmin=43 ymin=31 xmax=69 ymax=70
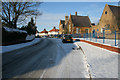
xmin=1 ymin=38 xmax=119 ymax=78
xmin=41 ymin=39 xmax=90 ymax=78
xmin=75 ymin=41 xmax=118 ymax=78
xmin=0 ymin=38 xmax=41 ymax=54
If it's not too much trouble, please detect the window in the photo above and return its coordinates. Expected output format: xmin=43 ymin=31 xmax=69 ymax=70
xmin=69 ymin=24 xmax=71 ymax=32
xmin=101 ymin=28 xmax=105 ymax=33
xmin=93 ymin=29 xmax=95 ymax=34
xmin=78 ymin=28 xmax=80 ymax=33
xmin=105 ymin=24 xmax=110 ymax=30
xmin=85 ymin=29 xmax=89 ymax=33
xmin=101 ymin=28 xmax=103 ymax=33
xmin=105 ymin=11 xmax=107 ymax=14
xmin=76 ymin=28 xmax=78 ymax=34
xmin=119 ymin=27 xmax=120 ymax=30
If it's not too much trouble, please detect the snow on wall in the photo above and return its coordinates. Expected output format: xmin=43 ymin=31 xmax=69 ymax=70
xmin=48 ymin=32 xmax=58 ymax=35
xmin=3 ymin=27 xmax=27 ymax=33
xmin=39 ymin=33 xmax=48 ymax=36
xmin=1 ymin=38 xmax=41 ymax=54
xmin=26 ymin=35 xmax=35 ymax=40
xmin=36 ymin=33 xmax=39 ymax=36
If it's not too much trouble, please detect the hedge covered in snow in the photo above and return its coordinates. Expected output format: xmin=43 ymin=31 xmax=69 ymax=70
xmin=2 ymin=27 xmax=27 ymax=46
xmin=3 ymin=27 xmax=27 ymax=33
xmin=26 ymin=35 xmax=35 ymax=40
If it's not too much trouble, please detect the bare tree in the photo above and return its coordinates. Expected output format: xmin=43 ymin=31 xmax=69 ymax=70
xmin=2 ymin=2 xmax=41 ymax=28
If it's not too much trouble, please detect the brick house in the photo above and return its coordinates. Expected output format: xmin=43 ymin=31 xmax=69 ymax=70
xmin=59 ymin=12 xmax=92 ymax=35
xmin=59 ymin=20 xmax=65 ymax=34
xmin=39 ymin=29 xmax=48 ymax=37
xmin=67 ymin=12 xmax=91 ymax=34
xmin=92 ymin=4 xmax=120 ymax=34
xmin=48 ymin=27 xmax=59 ymax=35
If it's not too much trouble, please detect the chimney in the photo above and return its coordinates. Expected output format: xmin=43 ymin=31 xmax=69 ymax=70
xmin=65 ymin=16 xmax=69 ymax=24
xmin=54 ymin=26 xmax=56 ymax=29
xmin=70 ymin=13 xmax=71 ymax=18
xmin=75 ymin=12 xmax=77 ymax=16
xmin=44 ymin=28 xmax=46 ymax=31
xmin=65 ymin=16 xmax=68 ymax=21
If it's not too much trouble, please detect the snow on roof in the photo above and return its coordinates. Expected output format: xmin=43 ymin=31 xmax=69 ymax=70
xmin=3 ymin=27 xmax=27 ymax=33
xmin=1 ymin=38 xmax=40 ymax=54
xmin=40 ymin=29 xmax=48 ymax=33
xmin=49 ymin=27 xmax=59 ymax=32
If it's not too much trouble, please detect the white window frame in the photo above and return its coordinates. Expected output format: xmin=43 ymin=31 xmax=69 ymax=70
xmin=76 ymin=28 xmax=78 ymax=34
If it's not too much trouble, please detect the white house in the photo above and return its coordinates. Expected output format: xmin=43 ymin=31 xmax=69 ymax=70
xmin=39 ymin=29 xmax=48 ymax=37
xmin=48 ymin=27 xmax=59 ymax=35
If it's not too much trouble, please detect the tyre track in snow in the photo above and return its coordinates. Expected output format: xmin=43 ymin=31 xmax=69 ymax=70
xmin=55 ymin=40 xmax=90 ymax=78
xmin=75 ymin=43 xmax=92 ymax=80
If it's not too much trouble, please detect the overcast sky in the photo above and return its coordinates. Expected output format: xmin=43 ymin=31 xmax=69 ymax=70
xmin=35 ymin=2 xmax=118 ymax=32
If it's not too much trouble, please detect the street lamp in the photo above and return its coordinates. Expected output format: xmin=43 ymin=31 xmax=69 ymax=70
xmin=35 ymin=16 xmax=36 ymax=26
xmin=103 ymin=27 xmax=105 ymax=43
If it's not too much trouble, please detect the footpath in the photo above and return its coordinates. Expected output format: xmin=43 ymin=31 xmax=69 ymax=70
xmin=73 ymin=38 xmax=120 ymax=53
xmin=75 ymin=41 xmax=119 ymax=78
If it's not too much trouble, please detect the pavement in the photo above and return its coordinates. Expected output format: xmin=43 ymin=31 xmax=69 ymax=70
xmin=80 ymin=39 xmax=120 ymax=53
xmin=73 ymin=38 xmax=120 ymax=53
xmin=2 ymin=38 xmax=90 ymax=79
xmin=73 ymin=38 xmax=120 ymax=48
xmin=75 ymin=41 xmax=118 ymax=78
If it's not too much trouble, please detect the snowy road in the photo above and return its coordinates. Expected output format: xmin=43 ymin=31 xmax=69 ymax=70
xmin=2 ymin=38 xmax=90 ymax=79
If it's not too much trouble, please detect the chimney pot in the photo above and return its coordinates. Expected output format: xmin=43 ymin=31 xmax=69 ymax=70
xmin=75 ymin=12 xmax=77 ymax=16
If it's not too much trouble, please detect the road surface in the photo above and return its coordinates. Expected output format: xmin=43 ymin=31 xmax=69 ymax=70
xmin=2 ymin=38 xmax=90 ymax=79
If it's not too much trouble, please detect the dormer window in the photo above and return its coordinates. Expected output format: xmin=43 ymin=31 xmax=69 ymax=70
xmin=105 ymin=11 xmax=107 ymax=14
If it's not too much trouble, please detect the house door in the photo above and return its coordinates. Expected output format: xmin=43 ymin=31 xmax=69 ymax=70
xmin=85 ymin=29 xmax=89 ymax=33
xmin=92 ymin=29 xmax=95 ymax=37
xmin=93 ymin=29 xmax=95 ymax=34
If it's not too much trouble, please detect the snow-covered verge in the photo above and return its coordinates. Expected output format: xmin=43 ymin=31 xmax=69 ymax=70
xmin=75 ymin=42 xmax=118 ymax=78
xmin=3 ymin=27 xmax=27 ymax=33
xmin=45 ymin=39 xmax=90 ymax=78
xmin=26 ymin=35 xmax=35 ymax=40
xmin=0 ymin=38 xmax=41 ymax=54
xmin=74 ymin=38 xmax=120 ymax=48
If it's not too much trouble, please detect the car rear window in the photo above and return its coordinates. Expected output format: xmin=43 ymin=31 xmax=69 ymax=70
xmin=64 ymin=35 xmax=72 ymax=38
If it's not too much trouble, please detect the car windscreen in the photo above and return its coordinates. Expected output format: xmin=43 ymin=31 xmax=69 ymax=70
xmin=64 ymin=35 xmax=72 ymax=38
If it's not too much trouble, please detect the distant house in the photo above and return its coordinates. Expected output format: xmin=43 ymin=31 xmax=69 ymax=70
xmin=59 ymin=12 xmax=92 ymax=34
xmin=59 ymin=20 xmax=65 ymax=34
xmin=48 ymin=27 xmax=59 ymax=35
xmin=92 ymin=4 xmax=120 ymax=33
xmin=59 ymin=15 xmax=70 ymax=34
xmin=67 ymin=12 xmax=91 ymax=34
xmin=36 ymin=30 xmax=39 ymax=36
xmin=39 ymin=29 xmax=48 ymax=37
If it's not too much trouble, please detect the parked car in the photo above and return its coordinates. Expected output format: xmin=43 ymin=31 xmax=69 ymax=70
xmin=35 ymin=35 xmax=41 ymax=38
xmin=62 ymin=34 xmax=73 ymax=43
xmin=42 ymin=36 xmax=47 ymax=38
